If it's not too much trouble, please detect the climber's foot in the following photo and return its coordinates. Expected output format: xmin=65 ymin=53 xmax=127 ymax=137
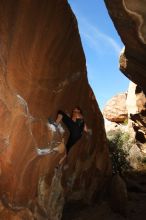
xmin=48 ymin=117 xmax=58 ymax=128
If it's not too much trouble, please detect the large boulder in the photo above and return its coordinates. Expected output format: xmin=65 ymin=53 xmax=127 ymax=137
xmin=0 ymin=1 xmax=110 ymax=219
xmin=103 ymin=93 xmax=128 ymax=123
xmin=104 ymin=0 xmax=146 ymax=94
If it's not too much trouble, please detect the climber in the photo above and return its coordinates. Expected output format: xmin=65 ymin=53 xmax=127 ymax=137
xmin=49 ymin=107 xmax=92 ymax=157
xmin=36 ymin=107 xmax=92 ymax=162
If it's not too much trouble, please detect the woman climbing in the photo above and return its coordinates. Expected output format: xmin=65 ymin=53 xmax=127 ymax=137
xmin=53 ymin=107 xmax=89 ymax=154
xmin=37 ymin=107 xmax=92 ymax=167
xmin=49 ymin=106 xmax=92 ymax=168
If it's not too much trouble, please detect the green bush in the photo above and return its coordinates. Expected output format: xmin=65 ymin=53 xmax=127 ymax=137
xmin=107 ymin=130 xmax=132 ymax=174
xmin=122 ymin=118 xmax=128 ymax=126
xmin=141 ymin=157 xmax=146 ymax=164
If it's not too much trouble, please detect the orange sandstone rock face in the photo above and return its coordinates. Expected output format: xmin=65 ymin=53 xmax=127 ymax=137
xmin=0 ymin=0 xmax=110 ymax=219
xmin=104 ymin=0 xmax=146 ymax=94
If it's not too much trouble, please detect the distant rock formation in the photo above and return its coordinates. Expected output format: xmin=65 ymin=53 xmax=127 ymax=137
xmin=104 ymin=81 xmax=146 ymax=170
xmin=0 ymin=1 xmax=110 ymax=219
xmin=103 ymin=93 xmax=128 ymax=123
xmin=126 ymin=82 xmax=146 ymax=152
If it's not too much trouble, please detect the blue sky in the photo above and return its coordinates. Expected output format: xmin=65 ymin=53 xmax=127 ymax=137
xmin=67 ymin=0 xmax=129 ymax=110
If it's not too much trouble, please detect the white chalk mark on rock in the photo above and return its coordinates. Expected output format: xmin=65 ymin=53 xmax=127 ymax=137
xmin=53 ymin=71 xmax=81 ymax=94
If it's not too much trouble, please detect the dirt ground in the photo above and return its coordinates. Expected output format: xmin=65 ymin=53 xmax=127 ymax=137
xmin=62 ymin=173 xmax=146 ymax=220
xmin=62 ymin=193 xmax=146 ymax=220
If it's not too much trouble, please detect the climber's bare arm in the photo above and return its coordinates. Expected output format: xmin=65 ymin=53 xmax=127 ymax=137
xmin=84 ymin=124 xmax=92 ymax=135
xmin=84 ymin=123 xmax=88 ymax=132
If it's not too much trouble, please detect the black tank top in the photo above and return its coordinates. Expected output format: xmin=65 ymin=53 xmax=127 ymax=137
xmin=76 ymin=118 xmax=84 ymax=132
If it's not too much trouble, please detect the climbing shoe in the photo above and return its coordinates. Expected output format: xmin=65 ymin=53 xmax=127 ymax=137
xmin=48 ymin=117 xmax=58 ymax=128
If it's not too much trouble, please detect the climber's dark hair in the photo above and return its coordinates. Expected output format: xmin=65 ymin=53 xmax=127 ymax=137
xmin=73 ymin=106 xmax=83 ymax=115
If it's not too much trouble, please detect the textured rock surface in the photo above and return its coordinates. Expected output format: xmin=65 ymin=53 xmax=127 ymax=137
xmin=126 ymin=82 xmax=146 ymax=153
xmin=109 ymin=174 xmax=128 ymax=217
xmin=0 ymin=0 xmax=110 ymax=219
xmin=62 ymin=173 xmax=146 ymax=220
xmin=104 ymin=0 xmax=146 ymax=94
xmin=103 ymin=93 xmax=128 ymax=122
